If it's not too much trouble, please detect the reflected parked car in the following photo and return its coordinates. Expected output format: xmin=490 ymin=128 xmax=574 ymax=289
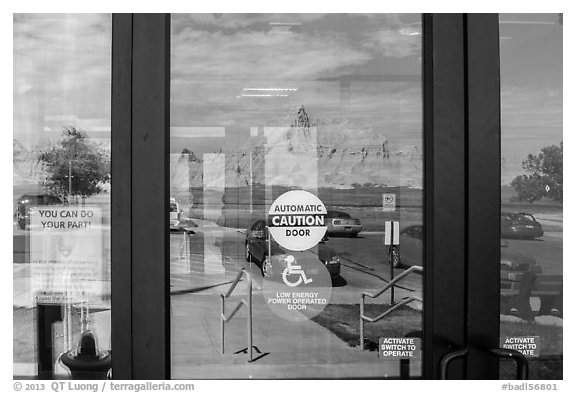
xmin=499 ymin=239 xmax=542 ymax=274
xmin=245 ymin=219 xmax=341 ymax=279
xmin=389 ymin=224 xmax=541 ymax=273
xmin=501 ymin=212 xmax=544 ymax=239
xmin=15 ymin=193 xmax=64 ymax=230
xmin=325 ymin=210 xmax=362 ymax=237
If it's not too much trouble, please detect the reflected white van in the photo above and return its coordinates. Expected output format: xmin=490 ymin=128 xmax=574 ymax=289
xmin=169 ymin=197 xmax=180 ymax=230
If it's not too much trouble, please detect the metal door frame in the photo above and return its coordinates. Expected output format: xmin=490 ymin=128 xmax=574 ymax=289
xmin=110 ymin=13 xmax=502 ymax=380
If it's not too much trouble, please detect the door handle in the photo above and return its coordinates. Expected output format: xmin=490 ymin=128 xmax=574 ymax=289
xmin=485 ymin=348 xmax=529 ymax=380
xmin=439 ymin=347 xmax=469 ymax=379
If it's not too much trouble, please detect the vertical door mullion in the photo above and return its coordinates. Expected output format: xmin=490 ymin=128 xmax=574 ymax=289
xmin=112 ymin=13 xmax=171 ymax=380
xmin=423 ymin=13 xmax=468 ymax=379
xmin=131 ymin=13 xmax=171 ymax=380
xmin=111 ymin=13 xmax=134 ymax=380
xmin=465 ymin=13 xmax=501 ymax=379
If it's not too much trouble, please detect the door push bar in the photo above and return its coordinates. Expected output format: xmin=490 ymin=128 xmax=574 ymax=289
xmin=439 ymin=347 xmax=469 ymax=379
xmin=485 ymin=348 xmax=529 ymax=380
xmin=439 ymin=347 xmax=529 ymax=379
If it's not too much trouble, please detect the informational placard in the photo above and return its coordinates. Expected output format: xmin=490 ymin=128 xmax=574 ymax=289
xmin=379 ymin=337 xmax=421 ymax=359
xmin=268 ymin=190 xmax=327 ymax=251
xmin=382 ymin=193 xmax=396 ymax=212
xmin=262 ymin=254 xmax=332 ymax=322
xmin=384 ymin=221 xmax=400 ymax=246
xmin=500 ymin=336 xmax=541 ymax=358
xmin=30 ymin=206 xmax=104 ymax=305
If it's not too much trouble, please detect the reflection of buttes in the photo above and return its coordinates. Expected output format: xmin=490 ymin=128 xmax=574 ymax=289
xmin=296 ymin=105 xmax=310 ymax=129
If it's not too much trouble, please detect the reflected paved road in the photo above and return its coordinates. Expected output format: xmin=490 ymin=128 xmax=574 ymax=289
xmin=506 ymin=234 xmax=563 ymax=274
xmin=170 ymin=223 xmax=419 ymax=306
xmin=11 ymin=219 xmax=562 ymax=307
xmin=169 ymin=220 xmax=562 ymax=305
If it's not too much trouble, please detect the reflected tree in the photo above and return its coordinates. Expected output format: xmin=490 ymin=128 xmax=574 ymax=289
xmin=39 ymin=127 xmax=111 ymax=202
xmin=511 ymin=142 xmax=562 ymax=203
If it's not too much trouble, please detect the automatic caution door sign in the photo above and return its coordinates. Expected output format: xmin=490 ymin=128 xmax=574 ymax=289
xmin=268 ymin=190 xmax=327 ymax=251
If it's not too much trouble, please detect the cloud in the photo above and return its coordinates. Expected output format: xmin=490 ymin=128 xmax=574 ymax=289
xmin=14 ymin=13 xmax=422 ymax=150
xmin=172 ymin=13 xmax=324 ymax=32
xmin=501 ymin=86 xmax=562 ymax=131
xmin=172 ymin=29 xmax=373 ymax=80
xmin=361 ymin=29 xmax=421 ymax=58
xmin=171 ymin=14 xmax=420 ymax=80
xmin=170 ymin=13 xmax=422 ymax=144
xmin=500 ymin=85 xmax=563 ymax=182
xmin=13 ymin=13 xmax=112 ymax=136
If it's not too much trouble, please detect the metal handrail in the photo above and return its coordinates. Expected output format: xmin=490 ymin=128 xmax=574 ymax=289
xmin=365 ymin=265 xmax=423 ymax=300
xmin=362 ymin=296 xmax=422 ymax=324
xmin=220 ymin=268 xmax=253 ymax=362
xmin=360 ymin=265 xmax=423 ymax=349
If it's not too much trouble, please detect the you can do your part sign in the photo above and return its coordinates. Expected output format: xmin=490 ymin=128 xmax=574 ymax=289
xmin=29 ymin=206 xmax=104 ymax=305
xmin=267 ymin=190 xmax=327 ymax=251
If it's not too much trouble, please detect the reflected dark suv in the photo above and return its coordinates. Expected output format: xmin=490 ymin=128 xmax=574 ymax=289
xmin=389 ymin=224 xmax=542 ymax=274
xmin=501 ymin=212 xmax=544 ymax=239
xmin=15 ymin=193 xmax=64 ymax=230
xmin=245 ymin=219 xmax=341 ymax=279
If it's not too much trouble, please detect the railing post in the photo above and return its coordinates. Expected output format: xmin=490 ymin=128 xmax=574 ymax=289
xmin=360 ymin=294 xmax=365 ymax=349
xmin=220 ymin=269 xmax=254 ymax=362
xmin=247 ymin=272 xmax=253 ymax=362
xmin=267 ymin=226 xmax=271 ymax=262
xmin=220 ymin=294 xmax=225 ymax=354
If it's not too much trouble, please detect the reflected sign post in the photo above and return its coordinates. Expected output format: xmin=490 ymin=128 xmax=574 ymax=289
xmin=384 ymin=221 xmax=400 ymax=305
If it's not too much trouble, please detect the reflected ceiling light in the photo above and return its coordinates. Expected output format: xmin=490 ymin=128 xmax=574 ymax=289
xmin=242 ymin=88 xmax=298 ymax=92
xmin=399 ymin=29 xmax=421 ymax=36
xmin=499 ymin=20 xmax=556 ymax=25
xmin=269 ymin=22 xmax=302 ymax=34
xmin=399 ymin=22 xmax=422 ymax=36
xmin=237 ymin=94 xmax=291 ymax=98
xmin=269 ymin=22 xmax=302 ymax=26
xmin=237 ymin=87 xmax=298 ymax=98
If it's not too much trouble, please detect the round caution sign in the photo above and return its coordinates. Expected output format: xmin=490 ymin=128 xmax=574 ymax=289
xmin=268 ymin=190 xmax=327 ymax=251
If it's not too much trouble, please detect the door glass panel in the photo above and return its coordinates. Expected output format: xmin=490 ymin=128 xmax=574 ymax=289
xmin=13 ymin=14 xmax=112 ymax=379
xmin=170 ymin=13 xmax=423 ymax=379
xmin=499 ymin=13 xmax=562 ymax=379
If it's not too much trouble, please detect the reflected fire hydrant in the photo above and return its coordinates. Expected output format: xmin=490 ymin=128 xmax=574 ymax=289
xmin=58 ymin=331 xmax=112 ymax=380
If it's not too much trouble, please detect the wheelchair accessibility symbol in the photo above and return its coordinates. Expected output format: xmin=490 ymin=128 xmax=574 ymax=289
xmin=282 ymin=255 xmax=313 ymax=287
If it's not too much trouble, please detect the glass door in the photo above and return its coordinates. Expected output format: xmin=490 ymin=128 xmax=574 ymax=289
xmin=13 ymin=14 xmax=113 ymax=379
xmin=169 ymin=13 xmax=424 ymax=379
xmin=498 ymin=13 xmax=563 ymax=379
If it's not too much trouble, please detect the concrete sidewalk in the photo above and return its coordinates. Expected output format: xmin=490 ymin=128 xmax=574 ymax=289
xmin=170 ymin=290 xmax=420 ymax=379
